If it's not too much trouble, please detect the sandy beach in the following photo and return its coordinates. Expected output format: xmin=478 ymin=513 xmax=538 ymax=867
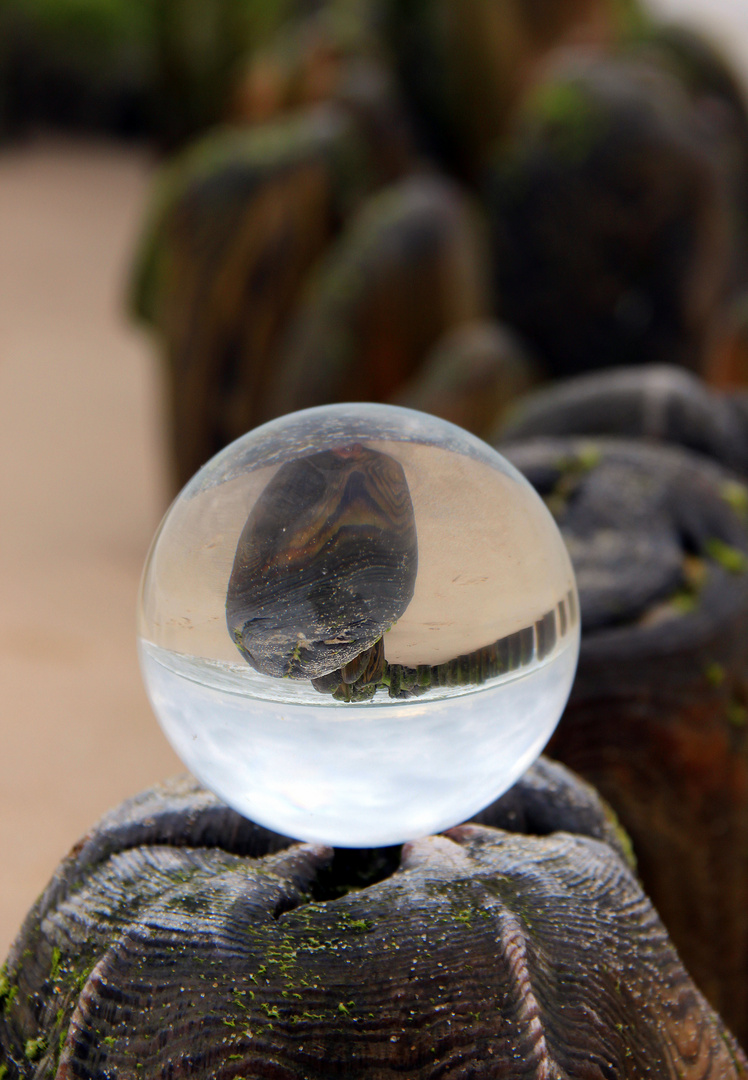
xmin=0 ymin=137 xmax=181 ymax=956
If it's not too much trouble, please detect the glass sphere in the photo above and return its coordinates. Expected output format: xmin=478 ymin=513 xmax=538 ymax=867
xmin=138 ymin=404 xmax=579 ymax=847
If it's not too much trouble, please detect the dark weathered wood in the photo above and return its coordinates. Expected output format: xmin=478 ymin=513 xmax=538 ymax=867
xmin=505 ymin=435 xmax=748 ymax=1044
xmin=499 ymin=364 xmax=748 ymax=474
xmin=392 ymin=320 xmax=539 ymax=439
xmin=487 ymin=52 xmax=730 ymax=378
xmin=635 ymin=22 xmax=748 ymax=293
xmin=265 ymin=174 xmax=493 ymax=420
xmin=231 ymin=4 xmax=390 ymax=126
xmin=1 ymin=765 xmax=745 ymax=1078
xmin=709 ymin=293 xmax=748 ymax=389
xmin=382 ymin=0 xmax=638 ymax=175
xmin=231 ymin=4 xmax=415 ymax=193
xmin=130 ymin=103 xmax=386 ymax=488
xmin=130 ymin=4 xmax=748 ymax=492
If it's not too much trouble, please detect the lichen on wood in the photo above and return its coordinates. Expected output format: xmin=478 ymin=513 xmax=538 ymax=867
xmin=1 ymin=766 xmax=744 ymax=1078
xmin=504 ymin=434 xmax=748 ymax=1046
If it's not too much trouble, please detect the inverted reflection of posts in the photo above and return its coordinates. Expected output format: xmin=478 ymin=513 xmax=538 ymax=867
xmin=138 ymin=404 xmax=580 ymax=846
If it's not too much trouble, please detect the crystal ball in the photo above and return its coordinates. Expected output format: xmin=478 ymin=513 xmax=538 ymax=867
xmin=138 ymin=404 xmax=579 ymax=847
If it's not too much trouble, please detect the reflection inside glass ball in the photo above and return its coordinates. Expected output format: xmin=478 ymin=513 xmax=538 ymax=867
xmin=226 ymin=444 xmax=418 ymax=692
xmin=138 ymin=404 xmax=579 ymax=846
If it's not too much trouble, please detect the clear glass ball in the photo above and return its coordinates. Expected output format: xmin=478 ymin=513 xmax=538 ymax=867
xmin=138 ymin=404 xmax=579 ymax=847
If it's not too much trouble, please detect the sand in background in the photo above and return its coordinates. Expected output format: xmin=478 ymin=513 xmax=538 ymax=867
xmin=645 ymin=0 xmax=748 ymax=93
xmin=0 ymin=137 xmax=181 ymax=957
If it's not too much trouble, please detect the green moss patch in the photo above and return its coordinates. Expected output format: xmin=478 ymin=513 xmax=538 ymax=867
xmin=705 ymin=538 xmax=747 ymax=574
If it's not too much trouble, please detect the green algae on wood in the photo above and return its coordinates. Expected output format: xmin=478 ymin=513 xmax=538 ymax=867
xmin=1 ymin=769 xmax=744 ymax=1078
xmin=382 ymin=0 xmax=641 ymax=175
xmin=504 ymin=434 xmax=748 ymax=1045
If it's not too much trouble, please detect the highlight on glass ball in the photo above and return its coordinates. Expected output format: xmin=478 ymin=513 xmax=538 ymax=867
xmin=138 ymin=403 xmax=580 ymax=847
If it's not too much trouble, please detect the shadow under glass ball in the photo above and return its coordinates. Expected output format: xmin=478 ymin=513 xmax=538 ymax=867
xmin=226 ymin=444 xmax=418 ymax=682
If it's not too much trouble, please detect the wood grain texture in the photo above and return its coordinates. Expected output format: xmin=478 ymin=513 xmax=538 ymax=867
xmin=1 ymin=765 xmax=745 ymax=1078
xmin=505 ymin=435 xmax=748 ymax=1045
xmin=226 ymin=444 xmax=417 ymax=679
